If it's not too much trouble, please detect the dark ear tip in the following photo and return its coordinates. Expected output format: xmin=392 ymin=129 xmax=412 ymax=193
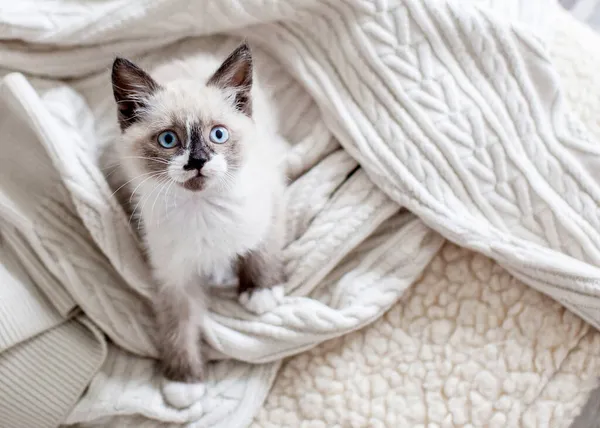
xmin=234 ymin=43 xmax=252 ymax=58
xmin=113 ymin=57 xmax=124 ymax=68
xmin=112 ymin=57 xmax=133 ymax=72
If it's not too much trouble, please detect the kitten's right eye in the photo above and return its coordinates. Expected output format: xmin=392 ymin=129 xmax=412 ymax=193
xmin=157 ymin=131 xmax=179 ymax=149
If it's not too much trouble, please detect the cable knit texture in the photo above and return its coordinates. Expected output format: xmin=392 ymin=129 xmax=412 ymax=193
xmin=0 ymin=0 xmax=599 ymax=427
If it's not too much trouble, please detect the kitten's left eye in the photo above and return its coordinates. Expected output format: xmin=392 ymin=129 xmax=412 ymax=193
xmin=209 ymin=126 xmax=229 ymax=144
xmin=157 ymin=131 xmax=179 ymax=148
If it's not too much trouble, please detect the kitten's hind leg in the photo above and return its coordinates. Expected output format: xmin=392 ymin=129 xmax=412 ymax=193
xmin=237 ymin=240 xmax=285 ymax=314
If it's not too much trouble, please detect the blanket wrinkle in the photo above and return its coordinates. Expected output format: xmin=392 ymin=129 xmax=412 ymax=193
xmin=0 ymin=0 xmax=599 ymax=427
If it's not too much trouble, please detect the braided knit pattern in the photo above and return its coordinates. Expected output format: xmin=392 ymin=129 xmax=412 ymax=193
xmin=0 ymin=0 xmax=598 ymax=427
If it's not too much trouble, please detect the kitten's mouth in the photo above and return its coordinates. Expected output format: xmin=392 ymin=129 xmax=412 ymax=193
xmin=182 ymin=173 xmax=206 ymax=191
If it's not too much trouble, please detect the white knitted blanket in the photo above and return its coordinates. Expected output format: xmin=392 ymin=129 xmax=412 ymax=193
xmin=0 ymin=0 xmax=599 ymax=427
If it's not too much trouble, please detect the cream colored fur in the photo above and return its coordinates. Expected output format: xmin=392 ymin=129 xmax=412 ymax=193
xmin=2 ymin=1 xmax=600 ymax=428
xmin=113 ymin=48 xmax=288 ymax=402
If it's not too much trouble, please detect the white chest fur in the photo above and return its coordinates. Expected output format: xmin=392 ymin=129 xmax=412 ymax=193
xmin=138 ymin=179 xmax=274 ymax=287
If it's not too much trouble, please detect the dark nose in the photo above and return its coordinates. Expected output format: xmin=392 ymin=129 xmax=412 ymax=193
xmin=184 ymin=156 xmax=207 ymax=171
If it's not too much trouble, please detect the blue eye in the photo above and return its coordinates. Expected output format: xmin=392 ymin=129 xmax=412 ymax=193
xmin=157 ymin=131 xmax=178 ymax=148
xmin=209 ymin=126 xmax=229 ymax=144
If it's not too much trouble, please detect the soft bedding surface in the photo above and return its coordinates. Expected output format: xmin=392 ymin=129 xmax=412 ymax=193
xmin=254 ymin=10 xmax=600 ymax=427
xmin=0 ymin=0 xmax=599 ymax=427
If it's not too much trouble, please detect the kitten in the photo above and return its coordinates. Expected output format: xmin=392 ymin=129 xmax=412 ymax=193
xmin=110 ymin=44 xmax=287 ymax=384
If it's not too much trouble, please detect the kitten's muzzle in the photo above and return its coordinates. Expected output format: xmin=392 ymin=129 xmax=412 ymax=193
xmin=184 ymin=155 xmax=207 ymax=172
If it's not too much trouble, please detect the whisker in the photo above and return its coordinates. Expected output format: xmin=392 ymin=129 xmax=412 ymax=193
xmin=120 ymin=156 xmax=170 ymax=164
xmin=101 ymin=163 xmax=120 ymax=172
xmin=129 ymin=171 xmax=168 ymax=203
xmin=127 ymin=173 xmax=168 ymax=227
xmin=137 ymin=175 xmax=170 ymax=225
xmin=217 ymin=171 xmax=237 ymax=193
xmin=129 ymin=175 xmax=169 ymax=229
xmin=102 ymin=158 xmax=170 ymax=179
xmin=152 ymin=178 xmax=172 ymax=227
xmin=110 ymin=170 xmax=164 ymax=198
xmin=101 ymin=165 xmax=121 ymax=180
xmin=164 ymin=178 xmax=176 ymax=218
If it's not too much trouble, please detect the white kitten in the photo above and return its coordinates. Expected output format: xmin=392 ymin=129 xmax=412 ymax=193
xmin=110 ymin=44 xmax=286 ymax=385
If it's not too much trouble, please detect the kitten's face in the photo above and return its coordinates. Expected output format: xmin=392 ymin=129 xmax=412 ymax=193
xmin=112 ymin=44 xmax=253 ymax=192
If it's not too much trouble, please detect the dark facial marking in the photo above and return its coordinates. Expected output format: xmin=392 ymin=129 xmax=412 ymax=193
xmin=139 ymin=129 xmax=184 ymax=176
xmin=131 ymin=116 xmax=243 ymax=193
xmin=111 ymin=57 xmax=160 ymax=131
xmin=185 ymin=122 xmax=214 ymax=172
xmin=207 ymin=43 xmax=253 ymax=116
xmin=133 ymin=122 xmax=184 ymax=179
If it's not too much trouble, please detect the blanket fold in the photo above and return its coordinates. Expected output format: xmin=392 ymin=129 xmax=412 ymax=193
xmin=0 ymin=0 xmax=599 ymax=427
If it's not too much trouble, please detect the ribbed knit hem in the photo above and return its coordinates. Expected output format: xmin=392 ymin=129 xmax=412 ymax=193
xmin=0 ymin=319 xmax=106 ymax=428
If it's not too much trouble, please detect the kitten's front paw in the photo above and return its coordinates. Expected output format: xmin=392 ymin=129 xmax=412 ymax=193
xmin=161 ymin=379 xmax=206 ymax=409
xmin=239 ymin=285 xmax=285 ymax=314
xmin=159 ymin=355 xmax=205 ymax=385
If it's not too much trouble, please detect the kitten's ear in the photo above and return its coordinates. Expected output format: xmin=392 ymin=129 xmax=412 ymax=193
xmin=111 ymin=57 xmax=160 ymax=130
xmin=208 ymin=44 xmax=253 ymax=116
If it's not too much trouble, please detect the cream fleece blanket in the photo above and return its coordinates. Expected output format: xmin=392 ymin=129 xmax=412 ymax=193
xmin=0 ymin=0 xmax=599 ymax=427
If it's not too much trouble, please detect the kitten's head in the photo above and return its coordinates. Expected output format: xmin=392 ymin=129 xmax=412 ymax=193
xmin=111 ymin=44 xmax=254 ymax=192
